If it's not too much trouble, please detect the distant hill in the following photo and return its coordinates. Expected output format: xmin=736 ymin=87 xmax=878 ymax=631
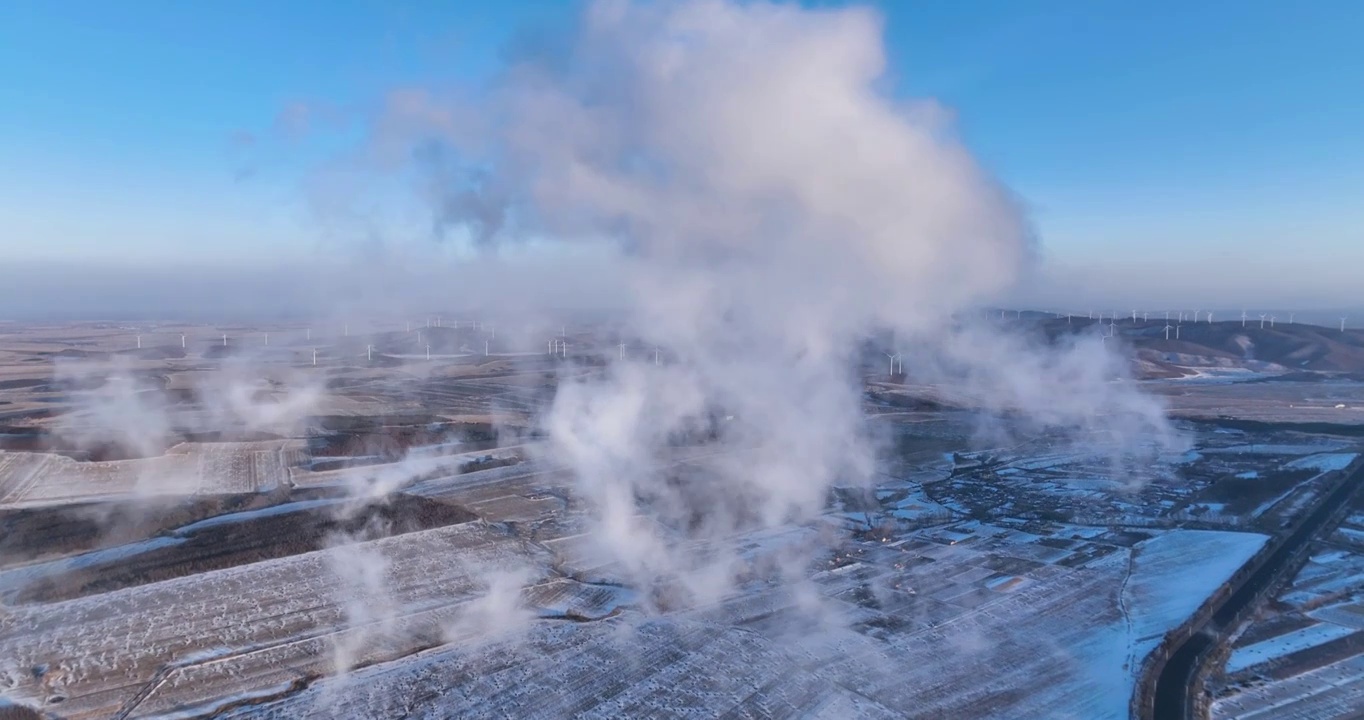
xmin=1037 ymin=318 xmax=1364 ymax=377
xmin=118 ymin=346 xmax=187 ymax=361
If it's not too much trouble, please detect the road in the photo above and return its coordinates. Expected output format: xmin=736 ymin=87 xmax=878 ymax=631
xmin=1148 ymin=457 xmax=1364 ymax=719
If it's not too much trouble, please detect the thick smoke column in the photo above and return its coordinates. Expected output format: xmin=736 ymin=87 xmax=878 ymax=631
xmin=373 ymin=0 xmax=1178 ymax=602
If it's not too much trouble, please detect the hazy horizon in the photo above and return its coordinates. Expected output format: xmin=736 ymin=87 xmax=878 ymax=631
xmin=3 ymin=1 xmax=1362 ymax=314
xmin=1 ymin=259 xmax=1359 ymax=328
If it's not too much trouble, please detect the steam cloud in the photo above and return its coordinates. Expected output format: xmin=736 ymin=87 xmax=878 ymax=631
xmin=366 ymin=0 xmax=1182 ymax=607
xmin=52 ymin=354 xmax=323 ymax=495
xmin=0 ymin=4 xmax=1195 ymax=714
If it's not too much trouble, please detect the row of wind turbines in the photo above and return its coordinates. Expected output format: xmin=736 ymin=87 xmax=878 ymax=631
xmin=119 ymin=316 xmax=515 ymax=364
xmin=120 ymin=319 xmax=679 ymax=367
xmin=1044 ymin=309 xmax=1348 ymax=333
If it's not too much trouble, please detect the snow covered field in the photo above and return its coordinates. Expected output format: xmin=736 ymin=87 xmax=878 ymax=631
xmin=191 ymin=527 xmax=1266 ymax=719
xmin=1226 ymin=623 xmax=1357 ymax=673
xmin=1284 ymin=453 xmax=1359 ymax=473
xmin=1 ymin=408 xmax=1334 ymax=718
xmin=0 ymin=441 xmax=300 ymax=508
xmin=0 ymin=522 xmax=550 ymax=719
xmin=1214 ymin=654 xmax=1364 ymax=719
xmin=1278 ymin=550 xmax=1364 ymax=608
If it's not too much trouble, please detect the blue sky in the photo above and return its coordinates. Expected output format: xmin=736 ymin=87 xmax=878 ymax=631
xmin=1 ymin=0 xmax=1361 ymax=307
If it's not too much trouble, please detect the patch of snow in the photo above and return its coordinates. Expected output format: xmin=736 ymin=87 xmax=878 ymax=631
xmin=1125 ymin=530 xmax=1268 ymax=641
xmin=139 ymin=680 xmax=306 ymax=720
xmin=1284 ymin=453 xmax=1358 ymax=473
xmin=1252 ymin=486 xmax=1302 ymax=518
xmin=1309 ymin=602 xmax=1364 ymax=631
xmin=1204 ymin=444 xmax=1346 ymax=456
xmin=985 ymin=575 xmax=1026 ymax=592
xmin=1169 ymin=367 xmax=1273 ymax=385
xmin=1226 ymin=622 xmax=1356 ymax=673
xmin=1212 ymin=652 xmax=1364 ymax=719
xmin=172 ymin=498 xmax=345 ymax=535
xmin=1333 ymin=526 xmax=1364 ymax=546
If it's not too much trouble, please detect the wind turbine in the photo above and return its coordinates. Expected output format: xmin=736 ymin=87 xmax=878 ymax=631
xmin=312 ymin=349 xmax=317 ymax=366
xmin=1241 ymin=310 xmax=1247 ymax=327
xmin=1270 ymin=315 xmax=1276 ymax=328
xmin=1289 ymin=313 xmax=1295 ymax=324
xmin=1342 ymin=317 xmax=1348 ymax=332
xmin=1207 ymin=312 xmax=1213 ymax=324
xmin=1193 ymin=309 xmax=1201 ymax=324
xmin=1164 ymin=324 xmax=1172 ymax=340
xmin=1131 ymin=310 xmax=1137 ymax=322
xmin=222 ymin=333 xmax=227 ymax=347
xmin=367 ymin=344 xmax=373 ymax=361
xmin=654 ymin=347 xmax=661 ymax=366
xmin=560 ymin=341 xmax=567 ymax=358
xmin=884 ymin=352 xmax=900 ymax=376
xmin=618 ymin=342 xmax=627 ymax=361
xmin=1176 ymin=324 xmax=1181 ymax=340
xmin=1143 ymin=311 xmax=1149 ymax=322
xmin=306 ymin=328 xmax=311 ymax=341
xmin=485 ymin=340 xmax=489 ymax=356
xmin=264 ymin=332 xmax=268 ymax=346
xmin=1259 ymin=313 xmax=1267 ymax=329
xmin=181 ymin=334 xmax=186 ymax=348
xmin=1089 ymin=309 xmax=1094 ymax=320
xmin=426 ymin=345 xmax=431 ymax=361
xmin=136 ymin=335 xmax=141 ymax=349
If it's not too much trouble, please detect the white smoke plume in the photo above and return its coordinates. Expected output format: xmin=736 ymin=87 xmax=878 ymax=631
xmin=46 ymin=353 xmax=323 ymax=500
xmin=441 ymin=565 xmax=537 ymax=646
xmin=324 ymin=535 xmax=395 ymax=679
xmin=357 ymin=0 xmax=1181 ymax=609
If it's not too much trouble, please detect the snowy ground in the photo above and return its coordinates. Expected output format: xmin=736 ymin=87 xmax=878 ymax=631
xmin=0 ymin=441 xmax=300 ymax=508
xmin=1213 ymin=654 xmax=1364 ymax=719
xmin=1213 ymin=503 xmax=1364 ymax=719
xmin=167 ymin=527 xmax=1267 ymax=720
xmin=1278 ymin=550 xmax=1364 ymax=608
xmin=1225 ymin=623 xmax=1358 ymax=673
xmin=1166 ymin=368 xmax=1279 ymax=385
xmin=1 ymin=416 xmax=1329 ymax=718
xmin=1284 ymin=453 xmax=1359 ymax=473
